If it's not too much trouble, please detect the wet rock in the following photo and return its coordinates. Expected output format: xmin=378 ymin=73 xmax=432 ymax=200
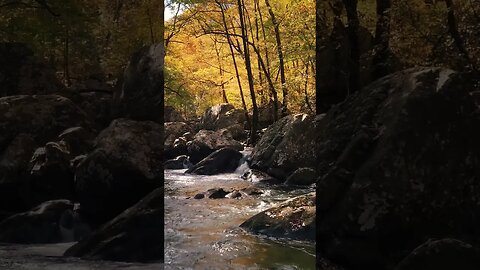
xmin=194 ymin=193 xmax=205 ymax=199
xmin=395 ymin=239 xmax=480 ymax=270
xmin=74 ymin=119 xmax=162 ymax=225
xmin=241 ymin=192 xmax=315 ymax=241
xmin=164 ymin=155 xmax=193 ymax=170
xmin=206 ymin=188 xmax=230 ymax=199
xmin=0 ymin=200 xmax=73 ymax=243
xmin=201 ymin=103 xmax=246 ymax=130
xmin=186 ymin=148 xmax=243 ymax=175
xmin=113 ymin=44 xmax=163 ymax=123
xmin=226 ymin=190 xmax=242 ymax=199
xmin=241 ymin=169 xmax=281 ymax=184
xmin=315 ymin=68 xmax=480 ymax=269
xmin=64 ymin=188 xmax=163 ymax=262
xmin=285 ymin=168 xmax=316 ymax=186
xmin=250 ymin=114 xmax=316 ymax=181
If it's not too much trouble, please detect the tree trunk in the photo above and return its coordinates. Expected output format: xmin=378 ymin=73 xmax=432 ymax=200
xmin=445 ymin=0 xmax=476 ymax=71
xmin=214 ymin=42 xmax=229 ymax=103
xmin=238 ymin=0 xmax=259 ymax=145
xmin=217 ymin=0 xmax=250 ymax=128
xmin=372 ymin=0 xmax=392 ymax=80
xmin=342 ymin=0 xmax=360 ymax=93
xmin=265 ymin=0 xmax=287 ymax=116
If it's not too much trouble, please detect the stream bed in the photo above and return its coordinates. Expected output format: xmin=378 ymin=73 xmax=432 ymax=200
xmin=164 ymin=169 xmax=316 ymax=269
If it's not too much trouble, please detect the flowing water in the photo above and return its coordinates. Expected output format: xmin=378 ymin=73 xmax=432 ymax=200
xmin=0 ymin=243 xmax=163 ymax=270
xmin=164 ymin=160 xmax=316 ymax=269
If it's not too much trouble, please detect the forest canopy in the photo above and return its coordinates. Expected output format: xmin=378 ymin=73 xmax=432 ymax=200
xmin=0 ymin=0 xmax=163 ymax=85
xmin=165 ymin=0 xmax=316 ymax=118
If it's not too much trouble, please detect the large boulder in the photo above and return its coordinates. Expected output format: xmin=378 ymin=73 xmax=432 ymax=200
xmin=394 ymin=239 xmax=480 ymax=270
xmin=0 ymin=43 xmax=65 ymax=97
xmin=113 ymin=44 xmax=164 ymax=123
xmin=187 ymin=129 xmax=243 ymax=164
xmin=250 ymin=114 xmax=317 ymax=181
xmin=0 ymin=200 xmax=74 ymax=243
xmin=164 ymin=122 xmax=193 ymax=160
xmin=64 ymin=188 xmax=163 ymax=263
xmin=240 ymin=192 xmax=315 ymax=241
xmin=185 ymin=148 xmax=243 ymax=175
xmin=257 ymin=101 xmax=289 ymax=129
xmin=0 ymin=95 xmax=91 ymax=211
xmin=74 ymin=119 xmax=162 ymax=225
xmin=201 ymin=103 xmax=246 ymax=130
xmin=315 ymin=68 xmax=480 ymax=269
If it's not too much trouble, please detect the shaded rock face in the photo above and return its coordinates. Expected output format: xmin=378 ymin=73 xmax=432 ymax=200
xmin=113 ymin=44 xmax=164 ymax=123
xmin=164 ymin=122 xmax=193 ymax=160
xmin=164 ymin=105 xmax=185 ymax=122
xmin=285 ymin=167 xmax=316 ymax=186
xmin=74 ymin=119 xmax=162 ymax=225
xmin=0 ymin=95 xmax=91 ymax=212
xmin=0 ymin=200 xmax=73 ymax=243
xmin=250 ymin=114 xmax=316 ymax=181
xmin=64 ymin=188 xmax=163 ymax=263
xmin=77 ymin=91 xmax=114 ymax=129
xmin=0 ymin=43 xmax=65 ymax=97
xmin=186 ymin=148 xmax=243 ymax=175
xmin=187 ymin=130 xmax=243 ymax=164
xmin=394 ymin=239 xmax=480 ymax=270
xmin=201 ymin=103 xmax=246 ymax=130
xmin=257 ymin=101 xmax=289 ymax=129
xmin=28 ymin=141 xmax=75 ymax=205
xmin=164 ymin=155 xmax=192 ymax=170
xmin=315 ymin=68 xmax=480 ymax=269
xmin=240 ymin=192 xmax=315 ymax=241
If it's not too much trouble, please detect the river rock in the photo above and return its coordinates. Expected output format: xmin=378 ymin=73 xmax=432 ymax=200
xmin=316 ymin=68 xmax=480 ymax=269
xmin=250 ymin=114 xmax=316 ymax=181
xmin=113 ymin=44 xmax=164 ymax=123
xmin=201 ymin=103 xmax=246 ymax=130
xmin=0 ymin=200 xmax=73 ymax=243
xmin=187 ymin=130 xmax=243 ymax=164
xmin=74 ymin=119 xmax=162 ymax=225
xmin=240 ymin=192 xmax=315 ymax=241
xmin=64 ymin=188 xmax=163 ymax=262
xmin=164 ymin=155 xmax=193 ymax=170
xmin=285 ymin=168 xmax=316 ymax=186
xmin=394 ymin=239 xmax=480 ymax=270
xmin=0 ymin=42 xmax=65 ymax=97
xmin=206 ymin=188 xmax=230 ymax=199
xmin=186 ymin=148 xmax=243 ymax=175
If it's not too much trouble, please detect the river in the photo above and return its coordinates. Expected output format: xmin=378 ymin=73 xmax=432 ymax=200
xmin=164 ymin=164 xmax=316 ymax=269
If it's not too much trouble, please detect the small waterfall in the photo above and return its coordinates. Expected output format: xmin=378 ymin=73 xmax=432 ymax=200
xmin=235 ymin=148 xmax=252 ymax=175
